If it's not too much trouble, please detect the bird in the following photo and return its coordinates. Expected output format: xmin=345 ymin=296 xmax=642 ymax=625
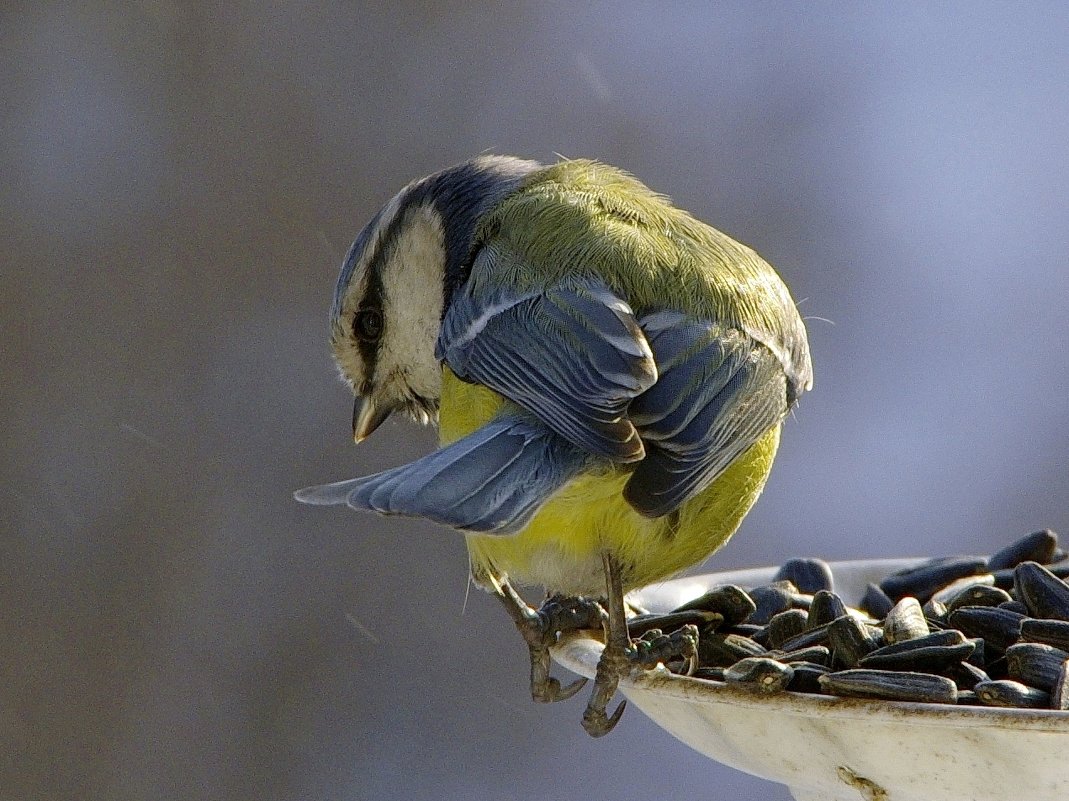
xmin=296 ymin=155 xmax=812 ymax=736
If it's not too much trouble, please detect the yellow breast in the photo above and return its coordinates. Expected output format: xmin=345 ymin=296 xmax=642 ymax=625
xmin=439 ymin=368 xmax=781 ymax=597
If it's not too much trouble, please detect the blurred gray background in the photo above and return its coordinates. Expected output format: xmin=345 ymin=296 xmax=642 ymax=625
xmin=4 ymin=3 xmax=1069 ymax=800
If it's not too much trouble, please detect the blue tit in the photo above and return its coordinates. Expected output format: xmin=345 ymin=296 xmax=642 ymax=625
xmin=296 ymin=155 xmax=812 ymax=735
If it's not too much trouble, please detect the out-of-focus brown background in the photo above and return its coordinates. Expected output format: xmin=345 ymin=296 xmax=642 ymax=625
xmin=4 ymin=4 xmax=1069 ymax=800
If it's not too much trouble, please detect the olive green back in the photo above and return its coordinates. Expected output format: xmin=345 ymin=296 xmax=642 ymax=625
xmin=471 ymin=159 xmax=812 ymax=395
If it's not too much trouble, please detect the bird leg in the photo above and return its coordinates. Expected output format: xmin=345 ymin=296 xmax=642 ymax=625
xmin=581 ymin=552 xmax=700 ymax=737
xmin=582 ymin=551 xmax=632 ymax=736
xmin=488 ymin=575 xmax=603 ymax=704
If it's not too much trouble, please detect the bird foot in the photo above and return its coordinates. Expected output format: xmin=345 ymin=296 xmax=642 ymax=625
xmin=633 ymin=623 xmax=701 ymax=673
xmin=494 ymin=587 xmax=606 ymax=704
xmin=582 ymin=637 xmax=631 ymax=737
xmin=582 ymin=623 xmax=700 ymax=737
xmin=527 ymin=595 xmax=607 ymax=702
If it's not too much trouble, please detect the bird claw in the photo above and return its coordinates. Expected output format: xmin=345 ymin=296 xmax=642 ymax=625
xmin=521 ymin=595 xmax=604 ymax=703
xmin=578 ymin=553 xmax=704 ymax=737
xmin=535 ymin=675 xmax=588 ymax=704
xmin=487 ymin=562 xmax=692 ymax=735
xmin=582 ymin=698 xmax=627 ymax=737
xmin=491 ymin=585 xmax=604 ymax=705
xmin=580 ymin=627 xmax=632 ymax=736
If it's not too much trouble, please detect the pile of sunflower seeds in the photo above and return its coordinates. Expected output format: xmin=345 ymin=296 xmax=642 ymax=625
xmin=636 ymin=529 xmax=1069 ymax=709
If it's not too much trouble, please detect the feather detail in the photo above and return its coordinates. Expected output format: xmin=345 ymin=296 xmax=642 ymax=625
xmin=438 ymin=277 xmax=656 ymax=462
xmin=294 ymin=414 xmax=589 ymax=534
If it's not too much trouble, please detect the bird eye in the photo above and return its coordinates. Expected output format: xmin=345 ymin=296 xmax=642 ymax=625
xmin=353 ymin=308 xmax=383 ymax=342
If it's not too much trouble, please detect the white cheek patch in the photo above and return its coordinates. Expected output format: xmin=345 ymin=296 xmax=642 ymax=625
xmin=330 ymin=189 xmax=412 ymax=391
xmin=379 ymin=205 xmax=447 ymax=401
xmin=331 ymin=337 xmax=365 ymax=391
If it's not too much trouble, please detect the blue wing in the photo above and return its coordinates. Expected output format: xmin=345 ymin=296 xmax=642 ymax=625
xmin=437 ymin=269 xmax=657 ymax=462
xmin=623 ymin=311 xmax=789 ymax=518
xmin=299 ymin=273 xmax=787 ymax=532
xmin=294 ymin=415 xmax=589 ymax=534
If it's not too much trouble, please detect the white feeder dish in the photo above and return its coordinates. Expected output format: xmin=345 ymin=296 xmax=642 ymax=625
xmin=552 ymin=558 xmax=1069 ymax=801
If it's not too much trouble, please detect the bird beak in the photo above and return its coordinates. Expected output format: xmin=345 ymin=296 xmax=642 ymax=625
xmin=352 ymin=397 xmax=392 ymax=443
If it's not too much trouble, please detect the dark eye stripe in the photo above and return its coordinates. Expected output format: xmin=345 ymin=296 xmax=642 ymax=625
xmin=338 ymin=204 xmax=413 ymax=389
xmin=355 ymin=267 xmax=386 ymax=385
xmin=349 ymin=199 xmax=432 ymax=387
xmin=332 ymin=207 xmax=385 ymax=323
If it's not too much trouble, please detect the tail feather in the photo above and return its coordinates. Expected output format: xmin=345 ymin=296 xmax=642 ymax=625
xmin=294 ymin=416 xmax=588 ymax=534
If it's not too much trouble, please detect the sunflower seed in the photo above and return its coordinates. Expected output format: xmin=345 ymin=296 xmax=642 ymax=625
xmin=767 ymin=608 xmax=809 ymax=649
xmin=748 ymin=625 xmax=772 ymax=647
xmin=698 ymin=631 xmax=767 ymax=667
xmin=724 ymin=657 xmax=794 ymax=692
xmin=678 ymin=534 xmax=1069 ymax=711
xmin=861 ymin=583 xmax=895 ymax=618
xmin=879 ymin=556 xmax=988 ymax=603
xmin=627 ymin=610 xmax=723 ymax=638
xmin=975 ymin=679 xmax=1051 ymax=708
xmin=883 ymin=597 xmax=929 ymax=644
xmin=965 ymin=637 xmax=987 ymax=668
xmin=767 ymin=644 xmax=832 ymax=667
xmin=858 ymin=630 xmax=973 ymax=672
xmin=726 ymin=623 xmax=764 ymax=637
xmin=944 ymin=583 xmax=1014 ymax=613
xmin=674 ymin=584 xmax=757 ymax=626
xmin=1019 ymin=618 xmax=1069 ymax=651
xmin=1014 ymin=562 xmax=1069 ymax=621
xmin=818 ymin=669 xmax=958 ymax=704
xmin=999 ymin=600 xmax=1030 ymax=615
xmin=1005 ymin=642 xmax=1069 ymax=692
xmin=931 ymin=573 xmax=996 ymax=605
xmin=922 ymin=598 xmax=949 ymax=625
xmin=987 ymin=529 xmax=1060 ymax=571
xmin=748 ymin=584 xmax=799 ymax=625
xmin=633 ymin=623 xmax=700 ymax=670
xmin=806 ymin=589 xmax=848 ymax=630
xmin=778 ymin=622 xmax=832 ymax=653
xmin=947 ymin=606 xmax=1026 ymax=653
xmin=828 ymin=614 xmax=882 ymax=668
xmin=775 ymin=557 xmax=834 ymax=593
xmin=693 ymin=666 xmax=726 ymax=681
xmin=867 ymin=627 xmax=967 ymax=650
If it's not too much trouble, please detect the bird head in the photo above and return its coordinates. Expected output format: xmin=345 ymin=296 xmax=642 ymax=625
xmin=328 ymin=155 xmax=540 ymax=442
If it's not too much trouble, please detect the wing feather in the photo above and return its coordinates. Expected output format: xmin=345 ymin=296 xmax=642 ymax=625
xmin=294 ymin=415 xmax=588 ymax=534
xmin=437 ymin=263 xmax=657 ymax=462
xmin=624 ymin=314 xmax=788 ymax=518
